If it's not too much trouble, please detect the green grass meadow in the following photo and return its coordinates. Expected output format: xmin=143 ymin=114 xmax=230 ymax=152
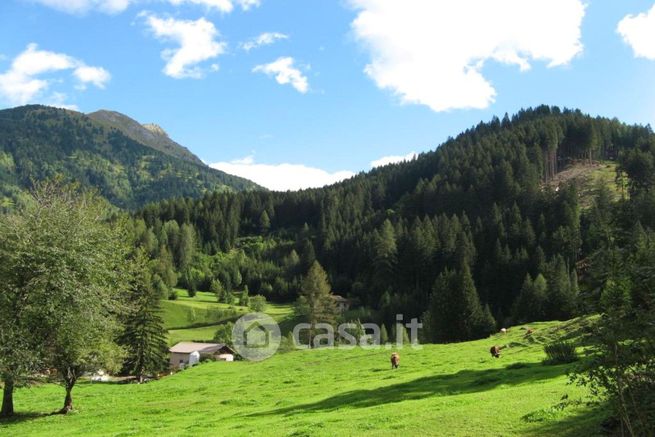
xmin=1 ymin=317 xmax=606 ymax=436
xmin=162 ymin=291 xmax=295 ymax=345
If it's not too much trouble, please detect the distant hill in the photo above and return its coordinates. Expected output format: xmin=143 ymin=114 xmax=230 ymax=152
xmin=0 ymin=105 xmax=261 ymax=210
xmin=87 ymin=109 xmax=204 ymax=165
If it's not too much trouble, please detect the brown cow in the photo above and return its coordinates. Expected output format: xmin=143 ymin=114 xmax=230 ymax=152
xmin=390 ymin=352 xmax=400 ymax=369
xmin=490 ymin=345 xmax=501 ymax=358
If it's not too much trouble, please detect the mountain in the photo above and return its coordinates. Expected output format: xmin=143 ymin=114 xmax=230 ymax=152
xmin=87 ymin=110 xmax=204 ymax=166
xmin=0 ymin=105 xmax=261 ymax=210
xmin=136 ymin=106 xmax=655 ymax=336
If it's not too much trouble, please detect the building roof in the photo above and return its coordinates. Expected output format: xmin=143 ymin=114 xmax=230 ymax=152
xmin=169 ymin=342 xmax=228 ymax=354
xmin=331 ymin=294 xmax=351 ymax=303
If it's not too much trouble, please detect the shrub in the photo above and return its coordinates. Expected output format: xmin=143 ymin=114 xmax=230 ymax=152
xmin=249 ymin=295 xmax=267 ymax=312
xmin=168 ymin=290 xmax=178 ymax=300
xmin=543 ymin=341 xmax=578 ymax=365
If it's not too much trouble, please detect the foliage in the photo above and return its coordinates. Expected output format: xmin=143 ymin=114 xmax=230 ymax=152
xmin=118 ymin=249 xmax=169 ymax=381
xmin=543 ymin=342 xmax=578 ymax=365
xmin=213 ymin=322 xmax=235 ymax=347
xmin=295 ymin=261 xmax=338 ymax=346
xmin=249 ymin=295 xmax=267 ymax=312
xmin=131 ymin=106 xmax=648 ymax=336
xmin=0 ymin=181 xmax=131 ymax=415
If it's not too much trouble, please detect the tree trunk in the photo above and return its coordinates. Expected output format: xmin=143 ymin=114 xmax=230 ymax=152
xmin=60 ymin=385 xmax=73 ymax=414
xmin=1 ymin=377 xmax=14 ymax=417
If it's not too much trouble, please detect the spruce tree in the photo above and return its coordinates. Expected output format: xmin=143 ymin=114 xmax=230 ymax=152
xmin=380 ymin=324 xmax=389 ymax=344
xmin=547 ymin=256 xmax=577 ymax=320
xmin=295 ymin=261 xmax=337 ymax=347
xmin=119 ymin=250 xmax=168 ymax=382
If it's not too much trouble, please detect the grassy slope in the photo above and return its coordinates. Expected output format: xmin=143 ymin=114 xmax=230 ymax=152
xmin=1 ymin=317 xmax=605 ymax=436
xmin=162 ymin=291 xmax=294 ymax=345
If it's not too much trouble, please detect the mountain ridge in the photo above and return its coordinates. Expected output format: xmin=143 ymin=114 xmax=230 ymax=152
xmin=87 ymin=109 xmax=205 ymax=166
xmin=0 ymin=105 xmax=262 ymax=210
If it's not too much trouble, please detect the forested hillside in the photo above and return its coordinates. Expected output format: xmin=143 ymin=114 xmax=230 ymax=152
xmin=0 ymin=105 xmax=260 ymax=210
xmin=134 ymin=106 xmax=655 ymax=340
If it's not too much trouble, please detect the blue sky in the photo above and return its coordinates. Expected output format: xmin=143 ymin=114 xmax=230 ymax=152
xmin=1 ymin=0 xmax=655 ymax=190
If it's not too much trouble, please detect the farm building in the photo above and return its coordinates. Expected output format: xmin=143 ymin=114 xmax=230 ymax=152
xmin=169 ymin=342 xmax=236 ymax=369
xmin=331 ymin=295 xmax=352 ymax=313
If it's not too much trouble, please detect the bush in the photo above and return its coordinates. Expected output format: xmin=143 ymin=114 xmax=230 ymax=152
xmin=168 ymin=290 xmax=178 ymax=300
xmin=249 ymin=295 xmax=267 ymax=312
xmin=213 ymin=322 xmax=235 ymax=345
xmin=543 ymin=341 xmax=578 ymax=365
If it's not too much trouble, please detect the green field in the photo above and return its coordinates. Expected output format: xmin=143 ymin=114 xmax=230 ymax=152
xmin=0 ymin=317 xmax=606 ymax=436
xmin=163 ymin=291 xmax=295 ymax=345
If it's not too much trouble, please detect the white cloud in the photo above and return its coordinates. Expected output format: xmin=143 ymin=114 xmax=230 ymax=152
xmin=0 ymin=43 xmax=110 ymax=106
xmin=349 ymin=0 xmax=586 ymax=112
xmin=617 ymin=4 xmax=655 ymax=60
xmin=253 ymin=57 xmax=309 ymax=93
xmin=31 ymin=0 xmax=260 ymax=14
xmin=236 ymin=0 xmax=260 ymax=10
xmin=166 ymin=0 xmax=260 ymax=13
xmin=73 ymin=65 xmax=111 ymax=89
xmin=371 ymin=151 xmax=417 ymax=168
xmin=210 ymin=156 xmax=354 ymax=191
xmin=30 ymin=0 xmax=131 ymax=14
xmin=241 ymin=32 xmax=288 ymax=51
xmin=143 ymin=14 xmax=226 ymax=79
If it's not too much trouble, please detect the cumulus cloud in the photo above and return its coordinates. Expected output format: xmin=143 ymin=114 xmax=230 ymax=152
xmin=73 ymin=65 xmax=111 ymax=89
xmin=143 ymin=14 xmax=226 ymax=79
xmin=241 ymin=32 xmax=288 ymax=51
xmin=371 ymin=151 xmax=417 ymax=168
xmin=349 ymin=0 xmax=586 ymax=112
xmin=167 ymin=0 xmax=260 ymax=13
xmin=210 ymin=156 xmax=354 ymax=191
xmin=30 ymin=0 xmax=131 ymax=14
xmin=617 ymin=4 xmax=655 ymax=60
xmin=253 ymin=57 xmax=309 ymax=93
xmin=0 ymin=43 xmax=110 ymax=106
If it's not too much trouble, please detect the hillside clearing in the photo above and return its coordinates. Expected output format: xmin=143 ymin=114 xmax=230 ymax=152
xmin=1 ymin=317 xmax=606 ymax=436
xmin=162 ymin=291 xmax=295 ymax=345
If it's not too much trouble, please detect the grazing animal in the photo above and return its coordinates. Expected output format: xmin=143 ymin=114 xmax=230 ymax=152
xmin=500 ymin=328 xmax=507 ymax=334
xmin=524 ymin=328 xmax=534 ymax=338
xmin=490 ymin=345 xmax=501 ymax=358
xmin=390 ymin=352 xmax=400 ymax=369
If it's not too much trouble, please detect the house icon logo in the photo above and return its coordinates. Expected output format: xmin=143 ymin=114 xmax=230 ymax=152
xmin=232 ymin=313 xmax=281 ymax=361
xmin=244 ymin=321 xmax=270 ymax=348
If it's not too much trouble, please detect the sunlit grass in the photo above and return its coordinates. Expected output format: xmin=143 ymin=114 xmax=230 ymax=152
xmin=1 ymin=317 xmax=606 ymax=436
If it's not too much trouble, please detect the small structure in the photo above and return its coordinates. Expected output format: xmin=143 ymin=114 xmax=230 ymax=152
xmin=169 ymin=342 xmax=235 ymax=369
xmin=331 ymin=294 xmax=352 ymax=313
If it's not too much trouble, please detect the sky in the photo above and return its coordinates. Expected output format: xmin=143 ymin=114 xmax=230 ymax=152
xmin=1 ymin=0 xmax=655 ymax=191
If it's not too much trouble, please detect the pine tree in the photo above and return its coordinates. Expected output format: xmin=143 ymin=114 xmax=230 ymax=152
xmin=380 ymin=324 xmax=389 ymax=344
xmin=428 ymin=263 xmax=491 ymax=342
xmin=210 ymin=279 xmax=225 ymax=302
xmin=119 ymin=250 xmax=168 ymax=382
xmin=547 ymin=256 xmax=577 ymax=320
xmin=513 ymin=273 xmax=548 ymax=323
xmin=177 ymin=224 xmax=195 ymax=271
xmin=295 ymin=261 xmax=338 ymax=347
xmin=259 ymin=210 xmax=271 ymax=234
xmin=240 ymin=286 xmax=250 ymax=307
